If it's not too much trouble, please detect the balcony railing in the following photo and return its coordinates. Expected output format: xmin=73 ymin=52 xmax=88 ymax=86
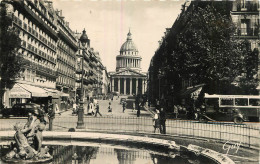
xmin=235 ymin=28 xmax=259 ymax=37
xmin=236 ymin=3 xmax=259 ymax=12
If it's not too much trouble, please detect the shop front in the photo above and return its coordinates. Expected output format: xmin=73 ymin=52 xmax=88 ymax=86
xmin=179 ymin=84 xmax=204 ymax=119
xmin=7 ymin=84 xmax=31 ymax=107
xmin=18 ymin=84 xmax=49 ymax=108
xmin=3 ymin=83 xmax=49 ymax=108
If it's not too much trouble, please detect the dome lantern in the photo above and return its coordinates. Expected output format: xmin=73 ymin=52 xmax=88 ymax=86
xmin=120 ymin=30 xmax=138 ymax=53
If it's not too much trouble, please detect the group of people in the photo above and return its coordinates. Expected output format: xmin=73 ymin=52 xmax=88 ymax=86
xmin=172 ymin=103 xmax=206 ymax=120
xmin=72 ymin=99 xmax=103 ymax=117
xmin=153 ymin=107 xmax=166 ymax=134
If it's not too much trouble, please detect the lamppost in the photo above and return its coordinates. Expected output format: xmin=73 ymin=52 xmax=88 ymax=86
xmin=158 ymin=69 xmax=164 ymax=105
xmin=158 ymin=69 xmax=162 ymax=101
xmin=77 ymin=29 xmax=89 ymax=129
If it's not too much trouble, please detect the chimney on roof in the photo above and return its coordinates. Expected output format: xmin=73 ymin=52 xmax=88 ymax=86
xmin=66 ymin=21 xmax=69 ymax=27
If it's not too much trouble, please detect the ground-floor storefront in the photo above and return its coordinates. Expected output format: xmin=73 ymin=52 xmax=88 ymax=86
xmin=1 ymin=83 xmax=68 ymax=111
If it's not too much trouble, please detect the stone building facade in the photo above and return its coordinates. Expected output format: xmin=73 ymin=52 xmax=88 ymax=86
xmin=109 ymin=31 xmax=146 ymax=95
xmin=2 ymin=0 xmax=59 ymax=107
xmin=55 ymin=10 xmax=78 ymax=98
xmin=1 ymin=0 xmax=109 ymax=108
xmin=230 ymin=0 xmax=260 ymax=93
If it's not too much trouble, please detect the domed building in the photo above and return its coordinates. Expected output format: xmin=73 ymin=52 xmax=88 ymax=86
xmin=109 ymin=30 xmax=147 ymax=95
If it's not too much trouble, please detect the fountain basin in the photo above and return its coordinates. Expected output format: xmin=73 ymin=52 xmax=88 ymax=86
xmin=0 ymin=131 xmax=235 ymax=164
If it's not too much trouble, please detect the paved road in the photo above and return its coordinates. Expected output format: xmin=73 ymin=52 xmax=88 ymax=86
xmin=61 ymin=96 xmax=152 ymax=118
xmin=0 ymin=97 xmax=259 ymax=148
xmin=0 ymin=96 xmax=152 ymax=130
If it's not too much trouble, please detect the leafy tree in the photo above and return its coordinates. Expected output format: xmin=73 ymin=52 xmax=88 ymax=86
xmin=237 ymin=47 xmax=259 ymax=94
xmin=172 ymin=4 xmax=248 ymax=95
xmin=0 ymin=3 xmax=23 ymax=105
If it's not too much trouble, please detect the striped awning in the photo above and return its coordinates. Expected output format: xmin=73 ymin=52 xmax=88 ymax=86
xmin=9 ymin=83 xmax=31 ymax=98
xmin=19 ymin=84 xmax=48 ymax=97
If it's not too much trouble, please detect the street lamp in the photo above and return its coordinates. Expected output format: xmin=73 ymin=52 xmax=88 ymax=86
xmin=158 ymin=70 xmax=162 ymax=101
xmin=76 ymin=29 xmax=89 ymax=129
xmin=158 ymin=69 xmax=164 ymax=103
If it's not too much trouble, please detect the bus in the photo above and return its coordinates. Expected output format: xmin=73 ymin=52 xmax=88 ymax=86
xmin=203 ymin=93 xmax=260 ymax=123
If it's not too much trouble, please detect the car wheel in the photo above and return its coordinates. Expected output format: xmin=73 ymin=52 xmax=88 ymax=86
xmin=199 ymin=116 xmax=208 ymax=123
xmin=199 ymin=118 xmax=204 ymax=122
xmin=2 ymin=114 xmax=9 ymax=118
xmin=234 ymin=117 xmax=243 ymax=124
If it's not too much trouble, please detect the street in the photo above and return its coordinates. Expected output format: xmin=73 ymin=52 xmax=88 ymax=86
xmin=0 ymin=97 xmax=259 ymax=148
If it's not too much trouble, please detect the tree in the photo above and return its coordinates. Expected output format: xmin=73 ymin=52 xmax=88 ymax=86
xmin=0 ymin=3 xmax=23 ymax=106
xmin=237 ymin=46 xmax=259 ymax=94
xmin=171 ymin=4 xmax=248 ymax=94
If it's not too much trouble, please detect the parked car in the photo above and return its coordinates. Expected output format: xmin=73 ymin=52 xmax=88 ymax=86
xmin=1 ymin=103 xmax=41 ymax=118
xmin=126 ymin=96 xmax=136 ymax=109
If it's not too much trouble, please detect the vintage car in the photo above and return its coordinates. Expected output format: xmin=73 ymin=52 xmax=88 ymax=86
xmin=125 ymin=96 xmax=136 ymax=109
xmin=1 ymin=103 xmax=41 ymax=118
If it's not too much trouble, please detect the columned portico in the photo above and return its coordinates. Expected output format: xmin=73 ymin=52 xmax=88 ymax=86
xmin=136 ymin=78 xmax=138 ymax=95
xmin=124 ymin=78 xmax=126 ymax=95
xmin=130 ymin=78 xmax=132 ymax=95
xmin=118 ymin=78 xmax=120 ymax=93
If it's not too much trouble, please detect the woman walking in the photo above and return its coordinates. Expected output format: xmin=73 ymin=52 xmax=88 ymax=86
xmin=153 ymin=109 xmax=160 ymax=133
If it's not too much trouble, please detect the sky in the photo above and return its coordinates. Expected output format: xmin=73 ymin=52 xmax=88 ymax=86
xmin=52 ymin=0 xmax=185 ymax=72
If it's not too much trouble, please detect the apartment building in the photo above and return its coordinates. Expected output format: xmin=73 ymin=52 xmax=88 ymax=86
xmin=1 ymin=0 xmax=78 ymax=109
xmin=55 ymin=9 xmax=78 ymax=100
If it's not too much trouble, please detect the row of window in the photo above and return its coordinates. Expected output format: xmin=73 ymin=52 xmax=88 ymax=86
xmin=13 ymin=17 xmax=56 ymax=61
xmin=58 ymin=40 xmax=75 ymax=55
xmin=237 ymin=0 xmax=260 ymax=11
xmin=58 ymin=23 xmax=77 ymax=46
xmin=24 ymin=1 xmax=56 ymax=31
xmin=14 ymin=12 xmax=56 ymax=46
xmin=57 ymin=75 xmax=75 ymax=88
xmin=120 ymin=51 xmax=138 ymax=56
xmin=23 ymin=67 xmax=56 ymax=84
xmin=57 ymin=47 xmax=75 ymax=70
xmin=57 ymin=62 xmax=75 ymax=79
xmin=19 ymin=49 xmax=56 ymax=71
xmin=20 ymin=40 xmax=55 ymax=64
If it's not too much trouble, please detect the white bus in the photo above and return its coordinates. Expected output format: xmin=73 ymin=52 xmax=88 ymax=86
xmin=203 ymin=93 xmax=260 ymax=123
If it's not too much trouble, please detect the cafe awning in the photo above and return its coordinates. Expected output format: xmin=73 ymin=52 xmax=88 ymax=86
xmin=60 ymin=92 xmax=69 ymax=97
xmin=181 ymin=84 xmax=204 ymax=99
xmin=9 ymin=83 xmax=31 ymax=98
xmin=42 ymin=88 xmax=59 ymax=98
xmin=19 ymin=84 xmax=48 ymax=97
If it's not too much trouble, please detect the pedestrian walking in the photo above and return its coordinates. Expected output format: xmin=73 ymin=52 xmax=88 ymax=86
xmin=132 ymin=102 xmax=136 ymax=112
xmin=39 ymin=104 xmax=47 ymax=124
xmin=54 ymin=102 xmax=61 ymax=115
xmin=73 ymin=101 xmax=77 ymax=110
xmin=173 ymin=105 xmax=179 ymax=119
xmin=137 ymin=102 xmax=141 ymax=117
xmin=122 ymin=101 xmax=126 ymax=113
xmin=47 ymin=101 xmax=55 ymax=131
xmin=156 ymin=99 xmax=160 ymax=108
xmin=94 ymin=103 xmax=102 ymax=117
xmin=153 ymin=109 xmax=160 ymax=133
xmin=108 ymin=104 xmax=112 ymax=113
xmin=160 ymin=107 xmax=166 ymax=134
xmin=90 ymin=102 xmax=95 ymax=115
